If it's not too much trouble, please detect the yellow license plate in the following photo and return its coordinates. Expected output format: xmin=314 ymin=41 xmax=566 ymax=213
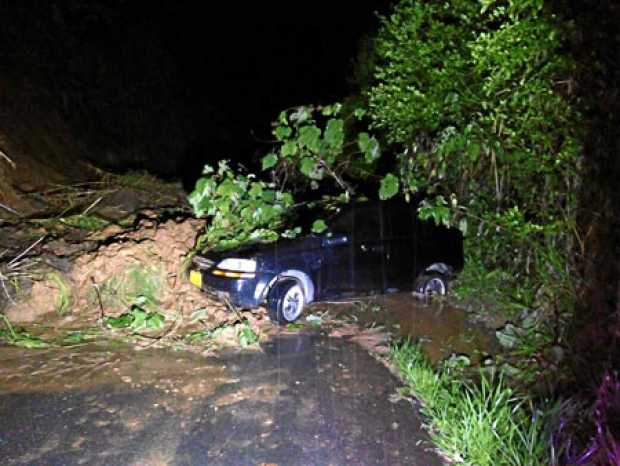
xmin=189 ymin=270 xmax=203 ymax=288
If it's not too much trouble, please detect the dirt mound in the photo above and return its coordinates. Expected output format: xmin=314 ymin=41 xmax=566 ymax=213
xmin=4 ymin=215 xmax=232 ymax=334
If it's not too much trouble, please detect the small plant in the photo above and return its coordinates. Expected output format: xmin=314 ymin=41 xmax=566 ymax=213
xmin=185 ymin=329 xmax=213 ymax=344
xmin=237 ymin=321 xmax=258 ymax=347
xmin=104 ymin=298 xmax=165 ymax=332
xmin=0 ymin=314 xmax=49 ymax=348
xmin=391 ymin=340 xmax=548 ymax=465
xmin=48 ymin=272 xmax=71 ymax=315
xmin=93 ymin=264 xmax=162 ymax=314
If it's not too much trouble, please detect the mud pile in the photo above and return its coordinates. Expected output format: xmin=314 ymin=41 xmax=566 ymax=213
xmin=4 ymin=213 xmax=232 ymax=334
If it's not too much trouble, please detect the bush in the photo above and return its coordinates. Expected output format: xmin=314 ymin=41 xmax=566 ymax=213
xmin=367 ymin=0 xmax=581 ymax=315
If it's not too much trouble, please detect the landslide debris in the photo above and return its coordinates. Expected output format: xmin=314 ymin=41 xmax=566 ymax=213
xmin=0 ymin=174 xmax=261 ymax=351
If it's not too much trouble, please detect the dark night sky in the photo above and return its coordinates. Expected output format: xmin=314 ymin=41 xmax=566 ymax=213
xmin=162 ymin=2 xmax=392 ymax=160
xmin=0 ymin=1 xmax=393 ymax=181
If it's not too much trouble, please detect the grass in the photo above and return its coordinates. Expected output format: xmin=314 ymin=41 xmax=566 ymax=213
xmin=47 ymin=272 xmax=70 ymax=315
xmin=0 ymin=314 xmax=49 ymax=348
xmin=391 ymin=340 xmax=549 ymax=465
xmin=59 ymin=214 xmax=109 ymax=231
xmin=105 ymin=170 xmax=173 ymax=192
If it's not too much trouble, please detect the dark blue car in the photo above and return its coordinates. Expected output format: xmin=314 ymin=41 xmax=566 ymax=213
xmin=189 ymin=201 xmax=463 ymax=324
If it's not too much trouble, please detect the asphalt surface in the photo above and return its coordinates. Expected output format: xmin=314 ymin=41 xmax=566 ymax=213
xmin=0 ymin=335 xmax=443 ymax=465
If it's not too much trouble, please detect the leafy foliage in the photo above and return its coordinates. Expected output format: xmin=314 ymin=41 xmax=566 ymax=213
xmin=189 ymin=161 xmax=295 ymax=252
xmin=189 ymin=106 xmax=379 ymax=252
xmin=104 ymin=302 xmax=165 ymax=332
xmin=260 ymin=103 xmax=380 ymax=195
xmin=366 ymin=0 xmax=581 ymax=315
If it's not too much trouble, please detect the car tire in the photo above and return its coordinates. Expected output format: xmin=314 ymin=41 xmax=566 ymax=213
xmin=267 ymin=279 xmax=305 ymax=325
xmin=415 ymin=273 xmax=448 ymax=296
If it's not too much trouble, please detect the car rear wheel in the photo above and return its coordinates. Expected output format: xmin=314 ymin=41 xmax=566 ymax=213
xmin=415 ymin=273 xmax=448 ymax=296
xmin=267 ymin=279 xmax=305 ymax=324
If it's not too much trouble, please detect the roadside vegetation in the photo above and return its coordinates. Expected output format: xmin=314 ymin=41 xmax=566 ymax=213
xmin=392 ymin=340 xmax=548 ymax=466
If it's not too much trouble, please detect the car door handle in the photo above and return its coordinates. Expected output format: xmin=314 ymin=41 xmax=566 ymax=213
xmin=360 ymin=244 xmax=383 ymax=253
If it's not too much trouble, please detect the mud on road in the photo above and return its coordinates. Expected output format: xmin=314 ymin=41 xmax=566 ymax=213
xmin=0 ymin=334 xmax=444 ymax=466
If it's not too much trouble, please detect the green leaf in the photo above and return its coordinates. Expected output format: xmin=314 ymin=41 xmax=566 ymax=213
xmin=261 ymin=153 xmax=278 ymax=170
xmin=261 ymin=190 xmax=276 ymax=202
xmin=146 ymin=312 xmax=165 ymax=330
xmin=311 ymin=219 xmax=328 ymax=234
xmin=467 ymin=143 xmax=481 ymax=160
xmin=298 ymin=125 xmax=322 ymax=153
xmin=281 ymin=226 xmax=302 ymax=238
xmin=274 ymin=126 xmax=292 ymax=141
xmin=320 ymin=103 xmax=342 ymax=116
xmin=290 ymin=106 xmax=312 ymax=124
xmin=278 ymin=111 xmax=288 ymax=125
xmin=496 ymin=324 xmax=521 ymax=349
xmin=281 ymin=142 xmax=298 ymax=157
xmin=358 ymin=132 xmax=370 ymax=150
xmin=358 ymin=132 xmax=380 ymax=162
xmin=324 ymin=119 xmax=344 ymax=150
xmin=248 ymin=182 xmax=263 ymax=198
xmin=129 ymin=307 xmax=147 ymax=330
xmin=354 ymin=108 xmax=367 ymax=120
xmin=379 ymin=173 xmax=399 ymax=200
xmin=105 ymin=313 xmax=133 ymax=328
xmin=299 ymin=157 xmax=316 ymax=177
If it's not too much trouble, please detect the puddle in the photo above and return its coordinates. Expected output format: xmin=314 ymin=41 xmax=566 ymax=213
xmin=0 ymin=341 xmax=228 ymax=396
xmin=320 ymin=292 xmax=498 ymax=364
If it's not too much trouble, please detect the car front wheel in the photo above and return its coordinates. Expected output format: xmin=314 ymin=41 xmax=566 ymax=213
xmin=415 ymin=273 xmax=448 ymax=296
xmin=267 ymin=279 xmax=305 ymax=324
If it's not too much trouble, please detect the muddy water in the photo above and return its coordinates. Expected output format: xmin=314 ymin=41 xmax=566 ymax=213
xmin=0 ymin=341 xmax=229 ymax=396
xmin=326 ymin=293 xmax=498 ymax=364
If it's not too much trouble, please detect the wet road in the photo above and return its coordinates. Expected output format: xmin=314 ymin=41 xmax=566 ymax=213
xmin=0 ymin=335 xmax=443 ymax=465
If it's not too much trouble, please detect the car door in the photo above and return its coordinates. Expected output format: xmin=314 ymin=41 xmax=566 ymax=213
xmin=383 ymin=202 xmax=417 ymax=291
xmin=352 ymin=203 xmax=385 ymax=294
xmin=320 ymin=208 xmax=355 ymax=298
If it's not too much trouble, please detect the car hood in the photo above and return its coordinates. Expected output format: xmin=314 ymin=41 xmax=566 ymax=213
xmin=202 ymin=236 xmax=323 ymax=264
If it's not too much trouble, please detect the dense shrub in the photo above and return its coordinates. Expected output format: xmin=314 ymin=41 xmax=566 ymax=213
xmin=364 ymin=0 xmax=581 ymax=313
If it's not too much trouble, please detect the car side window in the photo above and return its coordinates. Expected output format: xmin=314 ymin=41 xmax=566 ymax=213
xmin=353 ymin=204 xmax=381 ymax=242
xmin=385 ymin=204 xmax=414 ymax=238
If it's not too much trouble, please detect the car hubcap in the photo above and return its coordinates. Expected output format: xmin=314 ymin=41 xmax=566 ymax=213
xmin=282 ymin=284 xmax=303 ymax=321
xmin=424 ymin=278 xmax=446 ymax=295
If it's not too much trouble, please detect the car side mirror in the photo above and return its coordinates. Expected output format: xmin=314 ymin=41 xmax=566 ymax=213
xmin=322 ymin=233 xmax=349 ymax=247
